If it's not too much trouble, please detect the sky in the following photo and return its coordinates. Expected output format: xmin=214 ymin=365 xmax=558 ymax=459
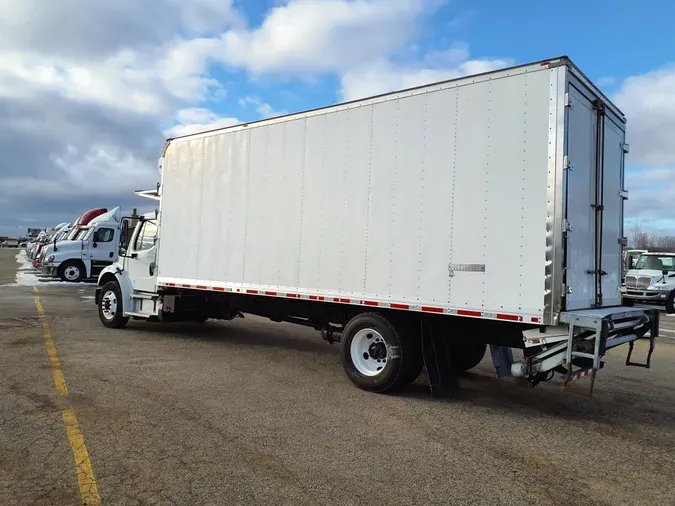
xmin=0 ymin=0 xmax=674 ymax=238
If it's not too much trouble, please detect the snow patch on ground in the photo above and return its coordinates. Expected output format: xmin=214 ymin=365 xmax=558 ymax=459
xmin=1 ymin=251 xmax=94 ymax=287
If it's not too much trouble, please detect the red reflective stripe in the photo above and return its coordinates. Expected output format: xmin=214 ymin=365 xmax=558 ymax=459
xmin=181 ymin=284 xmax=191 ymax=288
xmin=339 ymin=298 xmax=350 ymax=303
xmin=166 ymin=283 xmax=176 ymax=287
xmin=530 ymin=317 xmax=541 ymax=323
xmin=497 ymin=313 xmax=521 ymax=322
xmin=286 ymin=293 xmax=299 ymax=298
xmin=421 ymin=306 xmax=444 ymax=313
xmin=213 ymin=287 xmax=225 ymax=292
xmin=309 ymin=295 xmax=318 ymax=300
xmin=246 ymin=289 xmax=258 ymax=294
xmin=265 ymin=291 xmax=277 ymax=296
xmin=390 ymin=303 xmax=409 ymax=310
xmin=363 ymin=300 xmax=378 ymax=307
xmin=196 ymin=285 xmax=208 ymax=289
xmin=458 ymin=310 xmax=482 ymax=317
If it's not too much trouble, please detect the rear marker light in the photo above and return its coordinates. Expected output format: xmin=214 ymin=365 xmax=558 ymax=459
xmin=497 ymin=313 xmax=521 ymax=322
xmin=390 ymin=303 xmax=409 ymax=310
xmin=458 ymin=310 xmax=482 ymax=317
xmin=421 ymin=306 xmax=444 ymax=314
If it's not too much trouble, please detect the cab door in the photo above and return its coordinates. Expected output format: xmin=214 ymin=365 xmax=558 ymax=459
xmin=126 ymin=220 xmax=159 ymax=293
xmin=89 ymin=226 xmax=117 ymax=277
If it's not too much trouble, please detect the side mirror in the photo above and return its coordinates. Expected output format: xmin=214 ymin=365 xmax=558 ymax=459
xmin=662 ymin=269 xmax=668 ymax=277
xmin=119 ymin=246 xmax=127 ymax=256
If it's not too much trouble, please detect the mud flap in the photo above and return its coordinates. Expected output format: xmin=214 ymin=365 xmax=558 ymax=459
xmin=421 ymin=323 xmax=460 ymax=398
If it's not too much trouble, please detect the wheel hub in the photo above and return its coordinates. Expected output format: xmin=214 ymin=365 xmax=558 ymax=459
xmin=368 ymin=341 xmax=387 ymax=360
xmin=101 ymin=291 xmax=117 ymax=320
xmin=64 ymin=266 xmax=80 ymax=281
xmin=350 ymin=328 xmax=388 ymax=376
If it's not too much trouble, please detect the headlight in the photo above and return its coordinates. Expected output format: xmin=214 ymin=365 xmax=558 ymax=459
xmin=48 ymin=255 xmax=55 ymax=262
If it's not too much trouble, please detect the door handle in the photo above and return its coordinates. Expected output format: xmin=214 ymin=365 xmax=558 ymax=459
xmin=149 ymin=262 xmax=155 ymax=276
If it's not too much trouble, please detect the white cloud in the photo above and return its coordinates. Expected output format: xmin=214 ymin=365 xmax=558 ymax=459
xmin=212 ymin=0 xmax=438 ymax=76
xmin=612 ymin=65 xmax=675 ymax=232
xmin=239 ymin=96 xmax=287 ymax=118
xmin=340 ymin=53 xmax=511 ymax=101
xmin=164 ymin=108 xmax=240 ymax=137
xmin=613 ymin=65 xmax=675 ymax=167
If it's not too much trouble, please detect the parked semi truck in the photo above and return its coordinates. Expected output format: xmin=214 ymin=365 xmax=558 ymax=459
xmin=42 ymin=208 xmax=121 ymax=282
xmin=36 ymin=208 xmax=107 ymax=272
xmin=95 ymin=57 xmax=659 ymax=397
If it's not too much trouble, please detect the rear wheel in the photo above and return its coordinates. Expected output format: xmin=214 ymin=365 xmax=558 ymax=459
xmin=340 ymin=313 xmax=422 ymax=393
xmin=450 ymin=341 xmax=487 ymax=372
xmin=58 ymin=260 xmax=84 ymax=282
xmin=98 ymin=281 xmax=129 ymax=329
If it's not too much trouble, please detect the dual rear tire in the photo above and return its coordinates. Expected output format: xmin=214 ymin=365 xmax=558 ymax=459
xmin=339 ymin=313 xmax=487 ymax=393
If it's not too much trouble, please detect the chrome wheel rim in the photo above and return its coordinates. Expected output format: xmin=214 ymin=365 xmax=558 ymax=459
xmin=64 ymin=266 xmax=80 ymax=281
xmin=101 ymin=290 xmax=117 ymax=320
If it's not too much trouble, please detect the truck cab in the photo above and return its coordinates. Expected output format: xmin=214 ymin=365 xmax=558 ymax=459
xmin=623 ymin=252 xmax=675 ymax=313
xmin=41 ymin=208 xmax=122 ymax=282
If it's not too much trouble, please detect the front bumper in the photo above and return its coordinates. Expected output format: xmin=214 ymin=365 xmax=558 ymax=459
xmin=41 ymin=263 xmax=59 ymax=277
xmin=623 ymin=290 xmax=670 ymax=301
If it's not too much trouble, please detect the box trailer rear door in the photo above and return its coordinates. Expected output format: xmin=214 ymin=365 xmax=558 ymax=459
xmin=564 ymin=75 xmax=625 ymax=310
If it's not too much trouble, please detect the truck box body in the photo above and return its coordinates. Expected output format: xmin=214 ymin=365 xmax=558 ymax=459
xmin=156 ymin=57 xmax=627 ymax=327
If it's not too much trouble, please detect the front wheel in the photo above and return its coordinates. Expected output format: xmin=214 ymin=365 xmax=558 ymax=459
xmin=58 ymin=260 xmax=84 ymax=282
xmin=340 ymin=313 xmax=422 ymax=393
xmin=666 ymin=291 xmax=675 ymax=314
xmin=98 ymin=281 xmax=129 ymax=329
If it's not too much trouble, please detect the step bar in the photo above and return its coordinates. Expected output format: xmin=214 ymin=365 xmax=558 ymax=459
xmin=511 ymin=307 xmax=660 ymax=395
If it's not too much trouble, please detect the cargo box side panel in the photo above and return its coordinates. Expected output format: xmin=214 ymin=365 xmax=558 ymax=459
xmin=159 ymin=130 xmax=252 ymax=284
xmin=159 ymin=65 xmax=553 ymax=319
xmin=450 ymin=69 xmax=551 ymax=314
xmin=244 ymin=121 xmax=305 ymax=289
xmin=158 ymin=137 xmax=203 ymax=280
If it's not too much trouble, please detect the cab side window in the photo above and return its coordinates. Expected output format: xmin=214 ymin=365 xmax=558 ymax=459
xmin=94 ymin=228 xmax=115 ymax=243
xmin=133 ymin=221 xmax=158 ymax=251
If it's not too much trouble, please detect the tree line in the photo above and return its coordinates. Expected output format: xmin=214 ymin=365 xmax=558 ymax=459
xmin=629 ymin=225 xmax=675 ymax=252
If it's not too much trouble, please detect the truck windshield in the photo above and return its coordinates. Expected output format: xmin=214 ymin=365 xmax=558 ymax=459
xmin=636 ymin=255 xmax=675 ymax=271
xmin=81 ymin=228 xmax=95 ymax=241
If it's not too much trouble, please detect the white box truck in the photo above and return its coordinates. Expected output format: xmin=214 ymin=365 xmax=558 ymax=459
xmin=95 ymin=57 xmax=659 ymax=397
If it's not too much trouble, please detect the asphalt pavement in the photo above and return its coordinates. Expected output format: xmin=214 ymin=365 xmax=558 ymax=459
xmin=1 ymin=247 xmax=674 ymax=505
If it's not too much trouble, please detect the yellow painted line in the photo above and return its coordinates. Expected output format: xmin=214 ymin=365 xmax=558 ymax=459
xmin=34 ymin=289 xmax=101 ymax=505
xmin=33 ymin=285 xmax=39 ymax=294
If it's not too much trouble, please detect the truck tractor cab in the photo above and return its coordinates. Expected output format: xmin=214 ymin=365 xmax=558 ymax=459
xmin=42 ymin=207 xmax=122 ymax=282
xmin=622 ymin=249 xmax=647 ymax=283
xmin=32 ymin=223 xmax=70 ymax=266
xmin=40 ymin=208 xmax=109 ymax=276
xmin=623 ymin=252 xmax=675 ymax=313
